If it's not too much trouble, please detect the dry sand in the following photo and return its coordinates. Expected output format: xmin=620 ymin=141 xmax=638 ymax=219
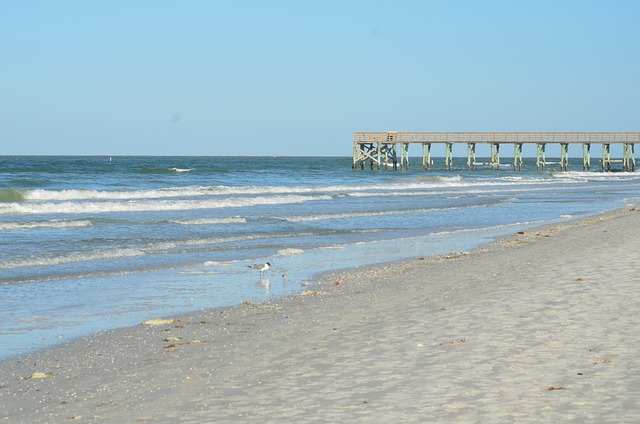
xmin=2 ymin=207 xmax=640 ymax=423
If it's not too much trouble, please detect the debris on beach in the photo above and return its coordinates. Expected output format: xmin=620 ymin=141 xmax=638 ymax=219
xmin=258 ymin=304 xmax=279 ymax=310
xmin=141 ymin=318 xmax=178 ymax=326
xmin=547 ymin=386 xmax=566 ymax=391
xmin=22 ymin=372 xmax=56 ymax=380
xmin=437 ymin=252 xmax=468 ymax=261
xmin=167 ymin=340 xmax=204 ymax=346
xmin=165 ymin=340 xmax=205 ymax=349
xmin=98 ymin=401 xmax=118 ymax=408
xmin=241 ymin=301 xmax=279 ymax=310
xmin=300 ymin=290 xmax=323 ymax=296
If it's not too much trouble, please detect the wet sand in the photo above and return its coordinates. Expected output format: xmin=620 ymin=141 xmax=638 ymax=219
xmin=2 ymin=207 xmax=640 ymax=423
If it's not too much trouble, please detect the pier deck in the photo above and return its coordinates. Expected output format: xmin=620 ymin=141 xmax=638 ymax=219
xmin=353 ymin=132 xmax=640 ymax=171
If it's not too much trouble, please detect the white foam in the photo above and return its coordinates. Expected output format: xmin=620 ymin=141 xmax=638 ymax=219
xmin=281 ymin=206 xmax=465 ymax=223
xmin=203 ymin=261 xmax=227 ymax=267
xmin=13 ymin=176 xmax=570 ymax=206
xmin=436 ymin=175 xmax=463 ymax=183
xmin=0 ymin=247 xmax=146 ymax=269
xmin=205 ymin=257 xmax=255 ymax=266
xmin=277 ymin=248 xmax=305 ymax=256
xmin=170 ymin=217 xmax=247 ymax=225
xmin=23 ymin=188 xmax=207 ymax=201
xmin=552 ymin=171 xmax=640 ymax=182
xmin=0 ymin=219 xmax=92 ymax=230
xmin=0 ymin=195 xmax=333 ymax=215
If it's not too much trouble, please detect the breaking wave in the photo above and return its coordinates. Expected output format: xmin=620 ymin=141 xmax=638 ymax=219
xmin=0 ymin=219 xmax=92 ymax=231
xmin=0 ymin=195 xmax=332 ymax=215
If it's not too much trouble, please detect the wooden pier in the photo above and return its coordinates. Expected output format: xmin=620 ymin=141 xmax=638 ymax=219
xmin=353 ymin=132 xmax=640 ymax=172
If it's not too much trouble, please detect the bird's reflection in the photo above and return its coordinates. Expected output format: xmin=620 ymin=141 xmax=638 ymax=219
xmin=256 ymin=277 xmax=270 ymax=289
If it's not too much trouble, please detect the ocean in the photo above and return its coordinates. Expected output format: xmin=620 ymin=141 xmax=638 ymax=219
xmin=2 ymin=155 xmax=640 ymax=360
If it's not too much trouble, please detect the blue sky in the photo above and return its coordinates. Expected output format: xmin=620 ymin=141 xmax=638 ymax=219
xmin=2 ymin=1 xmax=640 ymax=156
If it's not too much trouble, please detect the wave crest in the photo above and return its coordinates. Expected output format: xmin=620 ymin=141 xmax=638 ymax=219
xmin=0 ymin=189 xmax=25 ymax=203
xmin=0 ymin=219 xmax=92 ymax=231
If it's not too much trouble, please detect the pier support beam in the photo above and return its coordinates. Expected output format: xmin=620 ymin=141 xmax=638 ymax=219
xmin=353 ymin=143 xmax=385 ymax=171
xmin=513 ymin=143 xmax=523 ymax=171
xmin=353 ymin=143 xmax=370 ymax=170
xmin=491 ymin=143 xmax=500 ymax=170
xmin=352 ymin=143 xmax=359 ymax=170
xmin=602 ymin=144 xmax=611 ymax=172
xmin=386 ymin=144 xmax=397 ymax=170
xmin=560 ymin=143 xmax=569 ymax=171
xmin=467 ymin=143 xmax=476 ymax=170
xmin=445 ymin=143 xmax=453 ymax=170
xmin=582 ymin=143 xmax=591 ymax=170
xmin=400 ymin=143 xmax=410 ymax=170
xmin=623 ymin=143 xmax=636 ymax=171
xmin=368 ymin=144 xmax=375 ymax=169
xmin=422 ymin=143 xmax=431 ymax=170
xmin=536 ymin=143 xmax=546 ymax=170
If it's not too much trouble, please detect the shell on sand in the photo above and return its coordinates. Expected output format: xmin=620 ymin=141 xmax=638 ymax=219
xmin=141 ymin=318 xmax=178 ymax=325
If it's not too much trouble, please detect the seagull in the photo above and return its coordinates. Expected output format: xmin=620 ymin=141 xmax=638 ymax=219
xmin=248 ymin=262 xmax=271 ymax=277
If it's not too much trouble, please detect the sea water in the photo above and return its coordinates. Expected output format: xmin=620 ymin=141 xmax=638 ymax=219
xmin=2 ymin=155 xmax=640 ymax=359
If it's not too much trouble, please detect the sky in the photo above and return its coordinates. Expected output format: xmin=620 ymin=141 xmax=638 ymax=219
xmin=2 ymin=0 xmax=640 ymax=156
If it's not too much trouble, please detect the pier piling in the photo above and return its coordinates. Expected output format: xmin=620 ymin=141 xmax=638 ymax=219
xmin=514 ymin=143 xmax=523 ymax=171
xmin=536 ymin=143 xmax=546 ymax=170
xmin=583 ymin=143 xmax=591 ymax=170
xmin=491 ymin=144 xmax=500 ymax=170
xmin=467 ymin=143 xmax=476 ymax=170
xmin=560 ymin=143 xmax=569 ymax=171
xmin=602 ymin=144 xmax=611 ymax=172
xmin=445 ymin=143 xmax=453 ymax=171
xmin=422 ymin=143 xmax=432 ymax=170
xmin=623 ymin=143 xmax=636 ymax=171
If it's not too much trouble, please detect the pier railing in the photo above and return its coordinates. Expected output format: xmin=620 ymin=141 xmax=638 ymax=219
xmin=354 ymin=132 xmax=640 ymax=144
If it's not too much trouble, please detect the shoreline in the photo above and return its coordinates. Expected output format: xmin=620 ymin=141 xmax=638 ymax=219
xmin=0 ymin=211 xmax=584 ymax=363
xmin=2 ymin=206 xmax=640 ymax=422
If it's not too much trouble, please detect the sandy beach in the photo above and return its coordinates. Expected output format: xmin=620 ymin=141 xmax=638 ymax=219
xmin=2 ymin=207 xmax=640 ymax=423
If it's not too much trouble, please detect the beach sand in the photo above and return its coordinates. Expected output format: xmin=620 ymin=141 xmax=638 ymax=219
xmin=2 ymin=207 xmax=640 ymax=423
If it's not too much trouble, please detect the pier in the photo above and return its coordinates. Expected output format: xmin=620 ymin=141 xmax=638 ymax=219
xmin=353 ymin=132 xmax=640 ymax=172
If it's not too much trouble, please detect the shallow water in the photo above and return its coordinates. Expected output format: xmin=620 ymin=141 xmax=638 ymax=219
xmin=1 ymin=156 xmax=639 ymax=359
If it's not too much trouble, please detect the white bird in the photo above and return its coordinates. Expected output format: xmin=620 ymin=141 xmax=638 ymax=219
xmin=248 ymin=262 xmax=271 ymax=277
